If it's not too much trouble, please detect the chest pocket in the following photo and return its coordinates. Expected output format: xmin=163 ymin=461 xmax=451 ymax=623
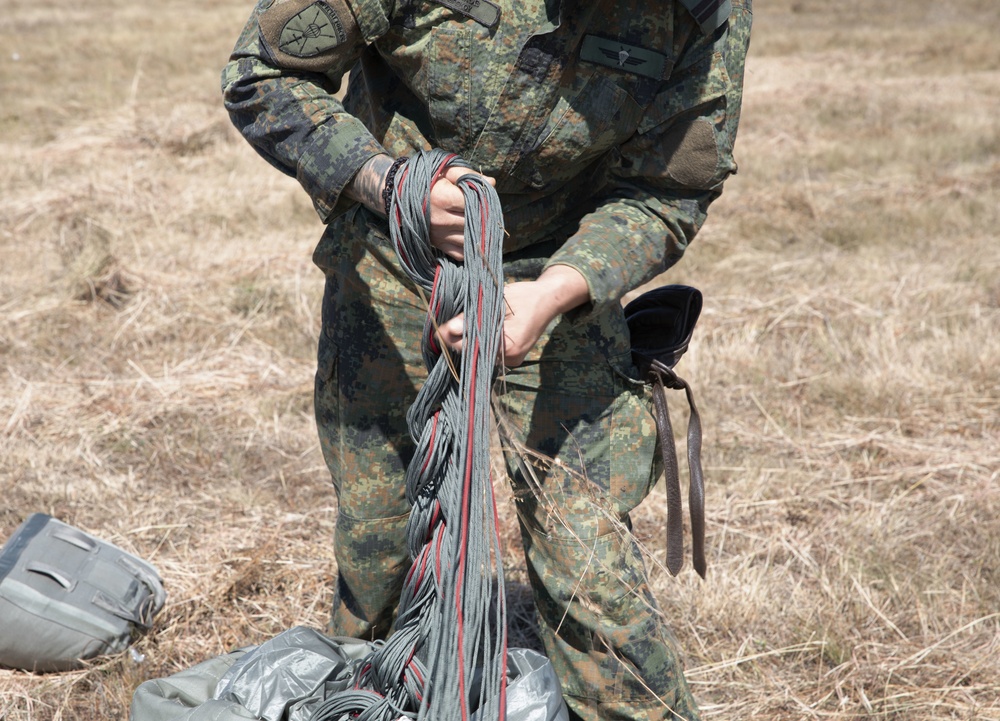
xmin=509 ymin=69 xmax=644 ymax=189
xmin=427 ymin=22 xmax=477 ymax=151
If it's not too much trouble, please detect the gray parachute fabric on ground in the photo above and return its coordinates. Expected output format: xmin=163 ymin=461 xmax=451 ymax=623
xmin=214 ymin=627 xmax=371 ymax=721
xmin=476 ymin=649 xmax=569 ymax=721
xmin=130 ymin=627 xmax=568 ymax=721
xmin=131 ymin=649 xmax=255 ymax=721
xmin=0 ymin=513 xmax=166 ymax=672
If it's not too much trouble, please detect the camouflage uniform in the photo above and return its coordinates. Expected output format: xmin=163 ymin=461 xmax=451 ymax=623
xmin=222 ymin=1 xmax=751 ymax=719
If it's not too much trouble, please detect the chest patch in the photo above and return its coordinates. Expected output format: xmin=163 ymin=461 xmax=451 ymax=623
xmin=579 ymin=36 xmax=669 ymax=81
xmin=428 ymin=0 xmax=501 ymax=29
xmin=278 ymin=1 xmax=348 ymax=57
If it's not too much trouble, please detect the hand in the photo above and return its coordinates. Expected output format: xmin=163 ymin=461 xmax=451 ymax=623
xmin=437 ymin=265 xmax=590 ymax=367
xmin=426 ymin=165 xmax=496 ymax=261
xmin=344 ymin=154 xmax=496 ymax=262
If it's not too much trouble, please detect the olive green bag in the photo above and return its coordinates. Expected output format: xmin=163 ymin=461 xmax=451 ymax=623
xmin=0 ymin=513 xmax=166 ymax=672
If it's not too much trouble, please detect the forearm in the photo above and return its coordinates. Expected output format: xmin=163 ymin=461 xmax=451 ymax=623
xmin=531 ymin=264 xmax=592 ymax=318
xmin=545 ymin=187 xmax=715 ymax=311
xmin=343 ymin=154 xmax=394 ymax=216
xmin=494 ymin=264 xmax=590 ymax=366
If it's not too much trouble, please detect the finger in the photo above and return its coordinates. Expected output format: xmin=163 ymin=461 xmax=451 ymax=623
xmin=500 ymin=331 xmax=526 ymax=369
xmin=430 ymin=177 xmax=467 ymax=212
xmin=438 ymin=316 xmax=465 ymax=351
xmin=429 ymin=224 xmax=466 ymax=260
xmin=443 ymin=165 xmax=496 ymax=189
xmin=439 ymin=243 xmax=464 ymax=262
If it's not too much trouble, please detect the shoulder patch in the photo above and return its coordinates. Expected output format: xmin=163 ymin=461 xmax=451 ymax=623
xmin=427 ymin=0 xmax=501 ymax=29
xmin=677 ymin=0 xmax=732 ymax=35
xmin=280 ymin=2 xmax=347 ymax=57
xmin=260 ymin=0 xmax=359 ymax=71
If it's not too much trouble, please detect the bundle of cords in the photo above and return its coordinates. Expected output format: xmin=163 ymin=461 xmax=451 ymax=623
xmin=311 ymin=149 xmax=508 ymax=721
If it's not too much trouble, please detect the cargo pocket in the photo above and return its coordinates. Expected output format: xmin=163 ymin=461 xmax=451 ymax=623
xmin=315 ymin=286 xmax=343 ymax=494
xmin=608 ymin=372 xmax=661 ymax=518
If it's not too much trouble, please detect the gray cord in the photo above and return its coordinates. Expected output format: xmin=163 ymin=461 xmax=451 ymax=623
xmin=311 ymin=149 xmax=508 ymax=721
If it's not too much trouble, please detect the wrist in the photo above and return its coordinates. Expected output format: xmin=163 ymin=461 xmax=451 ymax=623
xmin=534 ymin=264 xmax=591 ymax=317
xmin=381 ymin=156 xmax=410 ymax=218
xmin=344 ymin=153 xmax=393 ymax=216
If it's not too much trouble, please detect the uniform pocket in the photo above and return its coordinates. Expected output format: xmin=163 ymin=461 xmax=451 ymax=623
xmin=510 ymin=70 xmax=643 ymax=189
xmin=607 ymin=374 xmax=661 ymax=517
xmin=315 ymin=280 xmax=343 ymax=492
xmin=637 ymin=46 xmax=732 ymax=137
xmin=427 ymin=22 xmax=475 ymax=149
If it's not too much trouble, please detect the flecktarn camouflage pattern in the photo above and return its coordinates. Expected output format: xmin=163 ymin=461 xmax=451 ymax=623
xmin=221 ymin=0 xmax=752 ymax=719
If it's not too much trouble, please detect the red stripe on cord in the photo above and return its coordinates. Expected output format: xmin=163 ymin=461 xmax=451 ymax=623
xmin=434 ymin=518 xmax=444 ymax=580
xmin=420 ymin=412 xmax=440 ymax=475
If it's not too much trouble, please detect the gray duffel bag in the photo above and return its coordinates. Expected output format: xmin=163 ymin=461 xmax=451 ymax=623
xmin=0 ymin=513 xmax=166 ymax=672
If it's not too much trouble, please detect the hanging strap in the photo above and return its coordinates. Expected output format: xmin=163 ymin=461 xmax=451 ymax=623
xmin=624 ymin=285 xmax=707 ymax=579
xmin=647 ymin=360 xmax=706 ymax=579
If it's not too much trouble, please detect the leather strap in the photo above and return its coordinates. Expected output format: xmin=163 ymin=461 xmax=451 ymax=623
xmin=648 ymin=359 xmax=706 ymax=579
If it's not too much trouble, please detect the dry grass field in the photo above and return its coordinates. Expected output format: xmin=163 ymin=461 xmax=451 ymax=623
xmin=1 ymin=0 xmax=998 ymax=718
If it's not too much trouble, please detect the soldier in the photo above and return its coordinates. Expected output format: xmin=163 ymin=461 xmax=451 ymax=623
xmin=222 ymin=1 xmax=751 ymax=719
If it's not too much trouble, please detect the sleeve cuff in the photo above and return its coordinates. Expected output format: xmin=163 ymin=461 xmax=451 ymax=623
xmin=296 ymin=117 xmax=387 ymax=221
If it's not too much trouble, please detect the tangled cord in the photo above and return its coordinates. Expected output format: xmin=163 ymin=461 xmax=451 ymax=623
xmin=311 ymin=149 xmax=508 ymax=721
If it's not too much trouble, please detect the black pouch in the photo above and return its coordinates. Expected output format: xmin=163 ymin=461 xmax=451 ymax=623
xmin=624 ymin=285 xmax=706 ymax=578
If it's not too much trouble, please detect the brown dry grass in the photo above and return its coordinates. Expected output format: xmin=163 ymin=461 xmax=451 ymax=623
xmin=1 ymin=0 xmax=998 ymax=719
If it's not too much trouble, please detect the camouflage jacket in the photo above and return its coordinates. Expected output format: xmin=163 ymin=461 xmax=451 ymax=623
xmin=222 ymin=0 xmax=752 ymax=310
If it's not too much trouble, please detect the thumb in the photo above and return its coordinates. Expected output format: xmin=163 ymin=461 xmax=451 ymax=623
xmin=442 ymin=316 xmax=464 ymax=337
xmin=438 ymin=316 xmax=465 ymax=350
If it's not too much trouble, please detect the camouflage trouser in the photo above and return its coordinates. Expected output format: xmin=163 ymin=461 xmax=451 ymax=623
xmin=312 ymin=207 xmax=700 ymax=721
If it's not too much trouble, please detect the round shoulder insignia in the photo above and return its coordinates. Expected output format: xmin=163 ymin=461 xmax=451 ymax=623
xmin=279 ymin=2 xmax=349 ymax=58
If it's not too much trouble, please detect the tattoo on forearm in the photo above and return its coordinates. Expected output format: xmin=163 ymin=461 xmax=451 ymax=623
xmin=345 ymin=154 xmax=393 ymax=216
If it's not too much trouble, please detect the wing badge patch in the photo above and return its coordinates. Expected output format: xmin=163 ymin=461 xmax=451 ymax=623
xmin=278 ymin=2 xmax=348 ymax=58
xmin=579 ymin=36 xmax=670 ymax=80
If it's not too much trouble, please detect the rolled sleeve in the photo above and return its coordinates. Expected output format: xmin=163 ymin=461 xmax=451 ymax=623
xmin=221 ymin=0 xmax=392 ymax=221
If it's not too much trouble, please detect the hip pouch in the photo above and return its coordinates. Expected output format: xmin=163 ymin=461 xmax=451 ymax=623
xmin=0 ymin=513 xmax=166 ymax=672
xmin=624 ymin=285 xmax=707 ymax=579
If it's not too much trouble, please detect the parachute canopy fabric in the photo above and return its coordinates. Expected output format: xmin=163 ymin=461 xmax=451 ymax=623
xmin=129 ymin=627 xmax=568 ymax=721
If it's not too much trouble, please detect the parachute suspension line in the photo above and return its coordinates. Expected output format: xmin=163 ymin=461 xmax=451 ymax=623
xmin=310 ymin=149 xmax=508 ymax=721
